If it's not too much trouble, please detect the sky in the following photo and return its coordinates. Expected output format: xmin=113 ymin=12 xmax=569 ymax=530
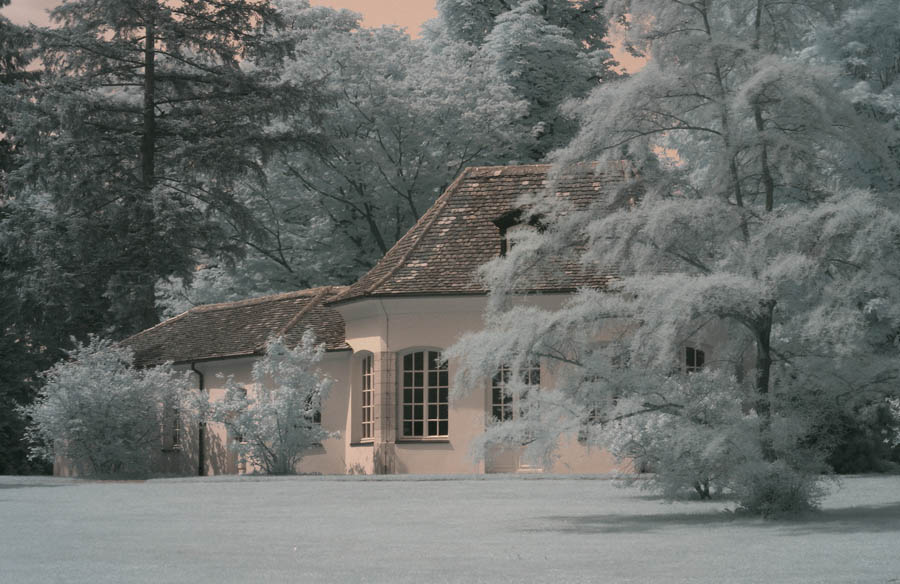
xmin=2 ymin=0 xmax=438 ymax=35
xmin=2 ymin=0 xmax=640 ymax=72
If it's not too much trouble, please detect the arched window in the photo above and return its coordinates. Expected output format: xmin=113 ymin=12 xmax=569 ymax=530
xmin=400 ymin=350 xmax=448 ymax=438
xmin=361 ymin=354 xmax=374 ymax=441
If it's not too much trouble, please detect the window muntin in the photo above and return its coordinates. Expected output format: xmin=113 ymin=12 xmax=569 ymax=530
xmin=361 ymin=354 xmax=374 ymax=441
xmin=685 ymin=346 xmax=705 ymax=373
xmin=401 ymin=351 xmax=448 ymax=438
xmin=491 ymin=363 xmax=540 ymax=421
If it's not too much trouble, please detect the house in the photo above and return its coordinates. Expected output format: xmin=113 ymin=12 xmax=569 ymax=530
xmin=113 ymin=164 xmax=635 ymax=476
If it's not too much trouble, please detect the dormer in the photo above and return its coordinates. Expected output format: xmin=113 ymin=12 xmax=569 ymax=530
xmin=492 ymin=209 xmax=545 ymax=257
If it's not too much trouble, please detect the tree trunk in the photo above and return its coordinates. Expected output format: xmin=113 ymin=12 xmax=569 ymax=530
xmin=754 ymin=300 xmax=776 ymax=460
xmin=141 ymin=8 xmax=156 ymax=190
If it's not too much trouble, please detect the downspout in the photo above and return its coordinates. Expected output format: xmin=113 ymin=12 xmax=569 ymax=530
xmin=191 ymin=363 xmax=205 ymax=476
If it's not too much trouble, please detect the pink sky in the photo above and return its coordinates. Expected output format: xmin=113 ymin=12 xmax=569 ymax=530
xmin=2 ymin=0 xmax=640 ymax=70
xmin=2 ymin=0 xmax=438 ymax=35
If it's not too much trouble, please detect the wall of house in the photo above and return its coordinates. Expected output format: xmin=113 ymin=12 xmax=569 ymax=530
xmin=192 ymin=353 xmax=353 ymax=476
xmin=336 ymin=295 xmax=630 ymax=475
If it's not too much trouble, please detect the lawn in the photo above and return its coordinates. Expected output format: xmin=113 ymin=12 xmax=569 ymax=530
xmin=1 ymin=474 xmax=898 ymax=583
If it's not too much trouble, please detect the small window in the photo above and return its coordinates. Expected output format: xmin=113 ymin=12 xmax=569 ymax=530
xmin=171 ymin=407 xmax=181 ymax=448
xmin=492 ymin=209 xmax=545 ymax=257
xmin=579 ymin=405 xmax=603 ymax=443
xmin=162 ymin=404 xmax=181 ymax=451
xmin=491 ymin=363 xmax=540 ymax=422
xmin=685 ymin=346 xmax=705 ymax=373
xmin=400 ymin=350 xmax=448 ymax=438
xmin=361 ymin=354 xmax=374 ymax=441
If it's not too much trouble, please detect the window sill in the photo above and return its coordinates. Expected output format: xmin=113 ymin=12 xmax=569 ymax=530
xmin=396 ymin=439 xmax=451 ymax=444
xmin=349 ymin=441 xmax=374 ymax=447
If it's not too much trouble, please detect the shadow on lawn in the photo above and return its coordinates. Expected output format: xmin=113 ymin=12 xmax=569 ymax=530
xmin=539 ymin=502 xmax=900 ymax=535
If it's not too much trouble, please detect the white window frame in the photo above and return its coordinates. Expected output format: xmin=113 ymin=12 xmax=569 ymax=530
xmin=361 ymin=354 xmax=375 ymax=442
xmin=398 ymin=349 xmax=448 ymax=439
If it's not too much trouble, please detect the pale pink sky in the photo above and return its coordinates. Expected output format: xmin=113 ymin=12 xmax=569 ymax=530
xmin=2 ymin=0 xmax=640 ymax=71
xmin=2 ymin=0 xmax=438 ymax=35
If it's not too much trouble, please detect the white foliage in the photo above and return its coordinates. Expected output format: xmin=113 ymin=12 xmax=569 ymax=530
xmin=19 ymin=336 xmax=193 ymax=476
xmin=210 ymin=332 xmax=333 ymax=475
xmin=449 ymin=0 xmax=900 ymax=511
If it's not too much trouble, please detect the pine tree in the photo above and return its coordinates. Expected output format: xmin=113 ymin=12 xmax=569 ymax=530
xmin=8 ymin=0 xmax=328 ymax=336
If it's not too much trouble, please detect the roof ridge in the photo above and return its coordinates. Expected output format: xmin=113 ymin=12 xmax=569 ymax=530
xmin=189 ymin=286 xmax=345 ymax=314
xmin=362 ymin=167 xmax=472 ymax=296
xmin=254 ymin=286 xmax=334 ymax=353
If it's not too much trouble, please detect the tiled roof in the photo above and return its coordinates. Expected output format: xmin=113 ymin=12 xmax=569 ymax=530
xmin=122 ymin=287 xmax=350 ymax=367
xmin=329 ymin=164 xmax=626 ymax=305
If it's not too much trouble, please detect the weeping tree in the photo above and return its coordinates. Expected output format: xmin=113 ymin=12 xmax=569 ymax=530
xmin=447 ymin=0 xmax=900 ymax=515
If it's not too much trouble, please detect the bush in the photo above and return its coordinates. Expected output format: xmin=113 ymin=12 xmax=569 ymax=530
xmin=211 ymin=333 xmax=333 ymax=475
xmin=732 ymin=460 xmax=827 ymax=517
xmin=19 ymin=337 xmax=193 ymax=477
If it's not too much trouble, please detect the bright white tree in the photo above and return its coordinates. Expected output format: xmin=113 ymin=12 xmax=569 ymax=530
xmin=20 ymin=337 xmax=193 ymax=477
xmin=447 ymin=0 xmax=900 ymax=515
xmin=211 ymin=332 xmax=333 ymax=475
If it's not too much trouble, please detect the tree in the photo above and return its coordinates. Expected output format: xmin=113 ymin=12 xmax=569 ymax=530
xmin=210 ymin=333 xmax=333 ymax=475
xmin=447 ymin=0 xmax=900 ymax=515
xmin=19 ymin=337 xmax=193 ymax=477
xmin=433 ymin=0 xmax=618 ymax=160
xmin=7 ymin=0 xmax=328 ymax=337
xmin=157 ymin=12 xmax=528 ymax=312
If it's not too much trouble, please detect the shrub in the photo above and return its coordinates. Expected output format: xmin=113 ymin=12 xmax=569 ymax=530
xmin=732 ymin=460 xmax=827 ymax=517
xmin=20 ymin=337 xmax=192 ymax=477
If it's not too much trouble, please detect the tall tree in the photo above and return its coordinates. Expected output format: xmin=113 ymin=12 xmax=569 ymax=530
xmin=0 ymin=0 xmax=47 ymax=474
xmin=447 ymin=0 xmax=900 ymax=514
xmin=7 ymin=0 xmax=327 ymax=337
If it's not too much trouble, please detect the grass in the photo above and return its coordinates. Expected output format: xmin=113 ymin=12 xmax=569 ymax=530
xmin=1 ymin=474 xmax=898 ymax=583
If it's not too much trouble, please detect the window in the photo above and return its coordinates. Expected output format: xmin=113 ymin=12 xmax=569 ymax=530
xmin=491 ymin=363 xmax=540 ymax=422
xmin=492 ymin=209 xmax=545 ymax=257
xmin=401 ymin=350 xmax=448 ymax=438
xmin=163 ymin=404 xmax=181 ymax=451
xmin=361 ymin=354 xmax=374 ymax=441
xmin=685 ymin=346 xmax=705 ymax=373
xmin=171 ymin=407 xmax=181 ymax=448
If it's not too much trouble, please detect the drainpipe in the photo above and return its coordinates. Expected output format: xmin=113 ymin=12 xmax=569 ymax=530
xmin=191 ymin=363 xmax=205 ymax=476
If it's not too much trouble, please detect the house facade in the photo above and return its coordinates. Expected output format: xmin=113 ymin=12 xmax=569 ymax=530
xmin=103 ymin=164 xmax=637 ymax=476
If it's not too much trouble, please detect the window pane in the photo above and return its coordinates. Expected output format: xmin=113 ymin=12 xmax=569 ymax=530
xmin=428 ymin=421 xmax=438 ymax=436
xmin=428 ymin=372 xmax=438 ymax=387
xmin=403 ymin=421 xmax=412 ymax=436
xmin=413 ymin=421 xmax=423 ymax=436
xmin=414 ymin=372 xmax=423 ymax=387
xmin=438 ymin=421 xmax=448 ymax=435
xmin=439 ymin=388 xmax=448 ymax=403
xmin=428 ymin=404 xmax=438 ymax=419
xmin=404 ymin=405 xmax=413 ymax=420
xmin=414 ymin=388 xmax=423 ymax=403
xmin=414 ymin=405 xmax=423 ymax=420
xmin=404 ymin=353 xmax=413 ymax=369
xmin=439 ymin=371 xmax=448 ymax=386
xmin=428 ymin=387 xmax=437 ymax=402
xmin=414 ymin=352 xmax=423 ymax=370
xmin=404 ymin=387 xmax=412 ymax=403
xmin=439 ymin=404 xmax=448 ymax=419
